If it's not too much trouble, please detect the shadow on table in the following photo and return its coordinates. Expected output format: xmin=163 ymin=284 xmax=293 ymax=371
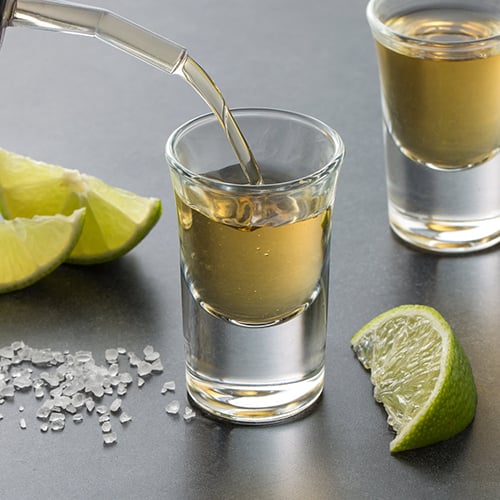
xmin=0 ymin=255 xmax=172 ymax=348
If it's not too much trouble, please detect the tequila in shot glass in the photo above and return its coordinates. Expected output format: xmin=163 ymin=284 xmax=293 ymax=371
xmin=367 ymin=0 xmax=500 ymax=253
xmin=166 ymin=108 xmax=344 ymax=423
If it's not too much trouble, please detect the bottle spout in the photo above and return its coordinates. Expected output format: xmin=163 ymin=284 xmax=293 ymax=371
xmin=0 ymin=0 xmax=14 ymax=47
xmin=0 ymin=0 xmax=187 ymax=74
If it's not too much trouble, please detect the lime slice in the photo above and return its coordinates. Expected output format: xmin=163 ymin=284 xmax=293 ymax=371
xmin=0 ymin=148 xmax=161 ymax=264
xmin=0 ymin=209 xmax=86 ymax=293
xmin=351 ymin=305 xmax=477 ymax=453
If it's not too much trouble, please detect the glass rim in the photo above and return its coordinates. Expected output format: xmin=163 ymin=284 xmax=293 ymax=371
xmin=366 ymin=0 xmax=500 ymax=52
xmin=165 ymin=107 xmax=345 ymax=194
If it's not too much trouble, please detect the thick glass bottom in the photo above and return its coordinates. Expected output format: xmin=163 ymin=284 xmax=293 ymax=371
xmin=180 ymin=272 xmax=328 ymax=424
xmin=186 ymin=366 xmax=324 ymax=424
xmin=385 ymin=129 xmax=500 ymax=254
xmin=389 ymin=204 xmax=500 ymax=254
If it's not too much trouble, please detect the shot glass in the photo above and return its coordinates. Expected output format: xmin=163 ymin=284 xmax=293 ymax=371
xmin=166 ymin=108 xmax=344 ymax=423
xmin=367 ymin=0 xmax=500 ymax=253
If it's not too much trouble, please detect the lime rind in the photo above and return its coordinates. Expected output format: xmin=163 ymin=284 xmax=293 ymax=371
xmin=351 ymin=305 xmax=477 ymax=453
xmin=0 ymin=208 xmax=86 ymax=293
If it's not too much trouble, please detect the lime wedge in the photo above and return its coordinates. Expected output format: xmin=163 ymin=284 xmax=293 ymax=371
xmin=0 ymin=148 xmax=161 ymax=264
xmin=351 ymin=305 xmax=477 ymax=453
xmin=0 ymin=209 xmax=85 ymax=293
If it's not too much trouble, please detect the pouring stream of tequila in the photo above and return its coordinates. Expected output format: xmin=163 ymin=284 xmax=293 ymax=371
xmin=3 ymin=0 xmax=262 ymax=184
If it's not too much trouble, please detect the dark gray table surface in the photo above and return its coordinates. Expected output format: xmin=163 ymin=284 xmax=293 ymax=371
xmin=1 ymin=0 xmax=499 ymax=498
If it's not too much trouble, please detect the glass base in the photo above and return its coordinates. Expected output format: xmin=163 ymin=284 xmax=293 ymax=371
xmin=389 ymin=204 xmax=500 ymax=254
xmin=181 ymin=274 xmax=327 ymax=424
xmin=186 ymin=366 xmax=324 ymax=425
xmin=385 ymin=129 xmax=500 ymax=254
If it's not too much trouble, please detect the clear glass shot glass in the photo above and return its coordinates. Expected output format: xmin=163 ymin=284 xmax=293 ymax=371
xmin=367 ymin=0 xmax=500 ymax=253
xmin=166 ymin=108 xmax=344 ymax=424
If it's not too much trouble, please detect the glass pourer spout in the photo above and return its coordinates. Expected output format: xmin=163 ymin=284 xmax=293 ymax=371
xmin=0 ymin=0 xmax=263 ymax=184
xmin=0 ymin=0 xmax=187 ymax=73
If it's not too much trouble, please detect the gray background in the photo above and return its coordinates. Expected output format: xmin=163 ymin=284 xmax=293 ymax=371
xmin=0 ymin=0 xmax=499 ymax=498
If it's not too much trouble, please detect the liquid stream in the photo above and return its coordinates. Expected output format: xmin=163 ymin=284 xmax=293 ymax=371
xmin=6 ymin=0 xmax=263 ymax=184
xmin=179 ymin=57 xmax=262 ymax=185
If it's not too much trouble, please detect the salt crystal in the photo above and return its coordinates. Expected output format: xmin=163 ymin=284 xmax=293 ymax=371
xmin=53 ymin=352 xmax=65 ymax=364
xmin=161 ymin=381 xmax=176 ymax=394
xmin=0 ymin=385 xmax=15 ymax=399
xmin=65 ymin=404 xmax=77 ymax=415
xmin=32 ymin=379 xmax=43 ymax=389
xmin=71 ymin=393 xmax=86 ymax=408
xmin=0 ymin=359 xmax=11 ymax=370
xmin=117 ymin=347 xmax=126 ymax=355
xmin=137 ymin=377 xmax=145 ymax=388
xmin=72 ymin=414 xmax=84 ymax=424
xmin=183 ymin=407 xmax=196 ymax=422
xmin=19 ymin=418 xmax=27 ymax=429
xmin=54 ymin=394 xmax=72 ymax=409
xmin=62 ymin=379 xmax=84 ymax=396
xmin=151 ymin=359 xmax=164 ymax=373
xmin=40 ymin=372 xmax=60 ymax=388
xmin=90 ymin=384 xmax=104 ymax=398
xmin=117 ymin=383 xmax=127 ymax=396
xmin=119 ymin=372 xmax=133 ymax=385
xmin=103 ymin=432 xmax=117 ymax=445
xmin=11 ymin=341 xmax=25 ymax=351
xmin=119 ymin=412 xmax=132 ymax=424
xmin=31 ymin=349 xmax=54 ymax=366
xmin=109 ymin=398 xmax=122 ymax=413
xmin=98 ymin=414 xmax=110 ymax=423
xmin=127 ymin=352 xmax=141 ymax=367
xmin=104 ymin=348 xmax=119 ymax=364
xmin=18 ymin=405 xmax=24 ymax=412
xmin=40 ymin=423 xmax=49 ymax=432
xmin=165 ymin=400 xmax=180 ymax=415
xmin=50 ymin=420 xmax=65 ymax=431
xmin=101 ymin=421 xmax=112 ymax=433
xmin=137 ymin=361 xmax=152 ymax=377
xmin=143 ymin=345 xmax=154 ymax=356
xmin=0 ymin=347 xmax=15 ymax=358
xmin=13 ymin=375 xmax=32 ymax=390
xmin=36 ymin=406 xmax=52 ymax=421
xmin=85 ymin=399 xmax=95 ymax=413
xmin=49 ymin=412 xmax=65 ymax=422
xmin=74 ymin=351 xmax=93 ymax=364
xmin=49 ymin=386 xmax=63 ymax=398
xmin=96 ymin=405 xmax=108 ymax=415
xmin=0 ymin=413 xmax=3 ymax=420
xmin=143 ymin=345 xmax=160 ymax=362
xmin=108 ymin=364 xmax=119 ymax=377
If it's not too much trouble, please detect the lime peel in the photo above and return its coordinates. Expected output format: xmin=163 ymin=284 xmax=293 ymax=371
xmin=351 ymin=305 xmax=477 ymax=453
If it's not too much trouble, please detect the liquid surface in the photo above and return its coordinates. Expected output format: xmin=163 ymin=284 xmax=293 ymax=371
xmin=378 ymin=8 xmax=500 ymax=167
xmin=386 ymin=8 xmax=500 ymax=46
